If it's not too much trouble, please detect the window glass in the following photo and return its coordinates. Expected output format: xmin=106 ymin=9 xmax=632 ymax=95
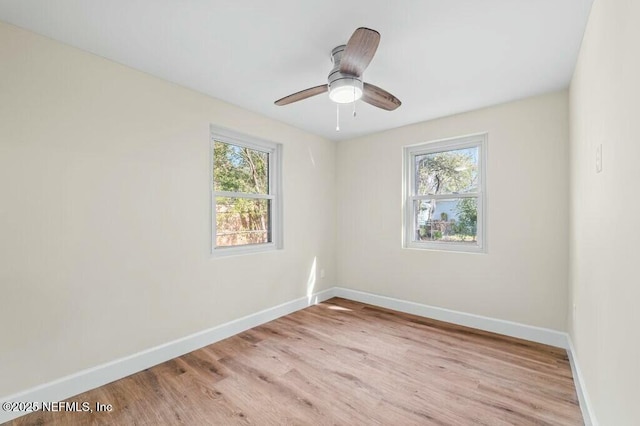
xmin=213 ymin=141 xmax=269 ymax=194
xmin=415 ymin=147 xmax=478 ymax=195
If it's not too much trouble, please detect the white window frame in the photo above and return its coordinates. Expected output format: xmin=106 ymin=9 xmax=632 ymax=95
xmin=403 ymin=133 xmax=487 ymax=253
xmin=210 ymin=125 xmax=283 ymax=257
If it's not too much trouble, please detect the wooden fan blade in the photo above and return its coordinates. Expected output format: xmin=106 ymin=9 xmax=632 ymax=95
xmin=274 ymin=85 xmax=328 ymax=106
xmin=340 ymin=27 xmax=380 ymax=77
xmin=362 ymin=83 xmax=401 ymax=111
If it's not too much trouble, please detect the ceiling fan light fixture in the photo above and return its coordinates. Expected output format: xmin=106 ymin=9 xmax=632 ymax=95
xmin=274 ymin=28 xmax=400 ymax=111
xmin=329 ymin=77 xmax=363 ymax=104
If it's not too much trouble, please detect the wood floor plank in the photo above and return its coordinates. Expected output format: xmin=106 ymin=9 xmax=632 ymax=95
xmin=8 ymin=298 xmax=583 ymax=425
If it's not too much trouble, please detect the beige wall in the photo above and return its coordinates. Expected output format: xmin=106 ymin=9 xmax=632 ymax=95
xmin=569 ymin=0 xmax=640 ymax=424
xmin=336 ymin=91 xmax=570 ymax=330
xmin=0 ymin=22 xmax=336 ymax=396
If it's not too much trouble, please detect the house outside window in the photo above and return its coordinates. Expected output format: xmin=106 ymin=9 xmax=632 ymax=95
xmin=211 ymin=126 xmax=282 ymax=256
xmin=404 ymin=133 xmax=487 ymax=253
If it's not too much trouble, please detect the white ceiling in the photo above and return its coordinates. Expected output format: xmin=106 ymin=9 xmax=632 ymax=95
xmin=0 ymin=0 xmax=593 ymax=141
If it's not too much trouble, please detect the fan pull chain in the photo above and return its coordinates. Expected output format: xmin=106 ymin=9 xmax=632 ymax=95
xmin=336 ymin=103 xmax=340 ymax=132
xmin=353 ymin=86 xmax=357 ymax=118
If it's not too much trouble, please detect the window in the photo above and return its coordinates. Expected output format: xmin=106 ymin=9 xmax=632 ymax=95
xmin=211 ymin=126 xmax=282 ymax=255
xmin=404 ymin=134 xmax=486 ymax=253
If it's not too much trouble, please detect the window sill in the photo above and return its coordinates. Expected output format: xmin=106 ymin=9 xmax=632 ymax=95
xmin=404 ymin=241 xmax=486 ymax=254
xmin=212 ymin=243 xmax=280 ymax=258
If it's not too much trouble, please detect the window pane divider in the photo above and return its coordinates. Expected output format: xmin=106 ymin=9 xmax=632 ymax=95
xmin=213 ymin=191 xmax=274 ymax=200
xmin=411 ymin=193 xmax=480 ymax=201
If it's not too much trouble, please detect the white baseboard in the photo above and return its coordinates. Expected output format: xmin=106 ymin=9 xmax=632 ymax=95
xmin=3 ymin=286 xmax=592 ymax=425
xmin=332 ymin=287 xmax=569 ymax=349
xmin=567 ymin=337 xmax=598 ymax=426
xmin=332 ymin=288 xmax=599 ymax=421
xmin=333 ymin=288 xmax=597 ymax=424
xmin=0 ymin=288 xmax=336 ymax=424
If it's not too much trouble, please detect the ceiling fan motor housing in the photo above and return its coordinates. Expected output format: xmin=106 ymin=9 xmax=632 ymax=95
xmin=328 ymin=45 xmax=363 ymax=103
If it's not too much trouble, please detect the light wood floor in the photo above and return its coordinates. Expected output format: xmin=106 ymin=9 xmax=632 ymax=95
xmin=10 ymin=298 xmax=583 ymax=425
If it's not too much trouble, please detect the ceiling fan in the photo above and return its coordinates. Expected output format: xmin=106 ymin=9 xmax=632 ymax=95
xmin=274 ymin=27 xmax=401 ymax=112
